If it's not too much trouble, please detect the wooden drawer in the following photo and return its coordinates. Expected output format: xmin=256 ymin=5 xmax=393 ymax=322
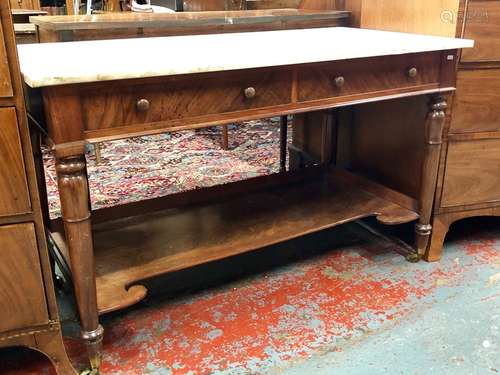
xmin=461 ymin=0 xmax=500 ymax=63
xmin=0 ymin=107 xmax=31 ymax=217
xmin=0 ymin=18 xmax=13 ymax=98
xmin=81 ymin=68 xmax=292 ymax=132
xmin=297 ymin=52 xmax=442 ymax=103
xmin=441 ymin=138 xmax=500 ymax=207
xmin=450 ymin=69 xmax=500 ymax=133
xmin=0 ymin=223 xmax=49 ymax=332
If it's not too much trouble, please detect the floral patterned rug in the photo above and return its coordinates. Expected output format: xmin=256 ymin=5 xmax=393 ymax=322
xmin=43 ymin=118 xmax=286 ymax=218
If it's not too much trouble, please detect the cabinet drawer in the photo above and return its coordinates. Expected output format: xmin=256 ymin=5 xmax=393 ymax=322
xmin=297 ymin=52 xmax=441 ymax=103
xmin=81 ymin=68 xmax=292 ymax=132
xmin=441 ymin=139 xmax=500 ymax=207
xmin=0 ymin=18 xmax=13 ymax=98
xmin=0 ymin=107 xmax=32 ymax=217
xmin=450 ymin=69 xmax=500 ymax=133
xmin=0 ymin=223 xmax=49 ymax=332
xmin=461 ymin=0 xmax=500 ymax=63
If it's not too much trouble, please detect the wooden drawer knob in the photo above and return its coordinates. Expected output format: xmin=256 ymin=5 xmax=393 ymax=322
xmin=136 ymin=98 xmax=150 ymax=112
xmin=334 ymin=76 xmax=345 ymax=88
xmin=244 ymin=87 xmax=256 ymax=99
xmin=408 ymin=67 xmax=418 ymax=78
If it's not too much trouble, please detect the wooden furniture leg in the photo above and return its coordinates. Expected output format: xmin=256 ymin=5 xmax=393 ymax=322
xmin=222 ymin=124 xmax=229 ymax=150
xmin=94 ymin=143 xmax=102 ymax=164
xmin=425 ymin=212 xmax=452 ymax=262
xmin=425 ymin=205 xmax=500 ymax=262
xmin=279 ymin=115 xmax=288 ymax=172
xmin=414 ymin=96 xmax=447 ymax=258
xmin=55 ymin=149 xmax=103 ymax=372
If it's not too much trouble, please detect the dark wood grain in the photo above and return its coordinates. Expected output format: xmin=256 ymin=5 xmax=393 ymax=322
xmin=0 ymin=107 xmax=31 ymax=216
xmin=80 ymin=68 xmax=292 ymax=132
xmin=0 ymin=223 xmax=48 ymax=332
xmin=441 ymin=138 xmax=500 ymax=207
xmin=450 ymin=69 xmax=500 ymax=133
xmin=54 ymin=169 xmax=418 ymax=315
xmin=297 ymin=53 xmax=442 ymax=103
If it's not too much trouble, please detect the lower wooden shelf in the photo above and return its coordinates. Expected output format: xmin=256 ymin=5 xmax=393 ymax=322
xmin=53 ymin=171 xmax=419 ymax=315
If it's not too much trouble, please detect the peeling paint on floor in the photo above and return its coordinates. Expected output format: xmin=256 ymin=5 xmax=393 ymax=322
xmin=1 ymin=218 xmax=499 ymax=375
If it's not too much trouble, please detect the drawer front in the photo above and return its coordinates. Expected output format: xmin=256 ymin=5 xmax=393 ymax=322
xmin=81 ymin=68 xmax=292 ymax=132
xmin=450 ymin=69 xmax=500 ymax=133
xmin=441 ymin=139 xmax=500 ymax=207
xmin=297 ymin=52 xmax=441 ymax=103
xmin=0 ymin=223 xmax=49 ymax=332
xmin=461 ymin=0 xmax=500 ymax=63
xmin=0 ymin=107 xmax=32 ymax=217
xmin=0 ymin=18 xmax=13 ymax=98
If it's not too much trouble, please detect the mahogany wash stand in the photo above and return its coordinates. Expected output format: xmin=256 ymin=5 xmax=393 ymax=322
xmin=18 ymin=27 xmax=472 ymax=371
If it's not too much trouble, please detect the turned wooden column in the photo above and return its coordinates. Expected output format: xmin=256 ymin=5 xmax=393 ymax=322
xmin=55 ymin=149 xmax=103 ymax=371
xmin=415 ymin=96 xmax=447 ymax=257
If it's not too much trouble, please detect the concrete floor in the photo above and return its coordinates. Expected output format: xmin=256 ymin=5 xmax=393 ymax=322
xmin=1 ymin=217 xmax=499 ymax=375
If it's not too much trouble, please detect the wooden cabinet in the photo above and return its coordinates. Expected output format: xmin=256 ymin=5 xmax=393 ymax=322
xmin=0 ymin=107 xmax=31 ymax=216
xmin=0 ymin=223 xmax=48 ymax=332
xmin=423 ymin=0 xmax=500 ymax=260
xmin=0 ymin=1 xmax=75 ymax=373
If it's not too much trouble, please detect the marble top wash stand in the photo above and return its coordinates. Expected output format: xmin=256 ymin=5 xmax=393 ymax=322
xmin=19 ymin=27 xmax=472 ymax=372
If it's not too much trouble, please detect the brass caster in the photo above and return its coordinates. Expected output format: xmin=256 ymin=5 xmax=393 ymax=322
xmin=405 ymin=252 xmax=422 ymax=263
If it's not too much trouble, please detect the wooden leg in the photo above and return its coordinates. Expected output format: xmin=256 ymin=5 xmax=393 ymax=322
xmin=34 ymin=328 xmax=78 ymax=375
xmin=55 ymin=151 xmax=103 ymax=372
xmin=222 ymin=124 xmax=229 ymax=150
xmin=414 ymin=96 xmax=447 ymax=258
xmin=279 ymin=115 xmax=288 ymax=173
xmin=424 ymin=213 xmax=451 ymax=262
xmin=94 ymin=143 xmax=102 ymax=165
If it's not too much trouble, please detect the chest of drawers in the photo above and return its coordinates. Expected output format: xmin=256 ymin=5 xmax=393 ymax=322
xmin=426 ymin=0 xmax=500 ymax=260
xmin=0 ymin=2 xmax=75 ymax=373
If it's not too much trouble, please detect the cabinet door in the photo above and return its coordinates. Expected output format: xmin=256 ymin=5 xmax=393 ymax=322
xmin=0 ymin=107 xmax=31 ymax=216
xmin=0 ymin=17 xmax=13 ymax=98
xmin=0 ymin=223 xmax=49 ymax=332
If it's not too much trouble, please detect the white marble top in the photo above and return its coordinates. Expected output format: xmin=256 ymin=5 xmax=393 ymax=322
xmin=18 ymin=27 xmax=473 ymax=88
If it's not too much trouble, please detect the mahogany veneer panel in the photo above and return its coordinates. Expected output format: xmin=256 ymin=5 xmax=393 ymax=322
xmin=0 ymin=223 xmax=48 ymax=332
xmin=441 ymin=138 xmax=500 ymax=207
xmin=297 ymin=52 xmax=441 ymax=103
xmin=72 ymin=172 xmax=418 ymax=314
xmin=461 ymin=0 xmax=500 ymax=63
xmin=450 ymin=69 xmax=500 ymax=133
xmin=81 ymin=68 xmax=292 ymax=132
xmin=0 ymin=107 xmax=31 ymax=216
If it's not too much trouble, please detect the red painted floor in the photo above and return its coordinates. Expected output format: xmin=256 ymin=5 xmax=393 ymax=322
xmin=1 ymin=218 xmax=499 ymax=375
